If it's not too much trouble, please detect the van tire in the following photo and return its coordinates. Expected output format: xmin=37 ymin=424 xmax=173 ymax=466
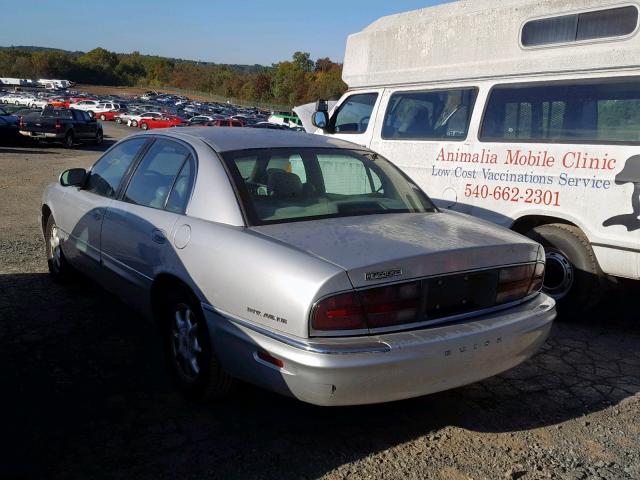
xmin=525 ymin=224 xmax=603 ymax=316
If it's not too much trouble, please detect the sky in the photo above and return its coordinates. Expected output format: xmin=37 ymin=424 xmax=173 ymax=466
xmin=0 ymin=0 xmax=451 ymax=65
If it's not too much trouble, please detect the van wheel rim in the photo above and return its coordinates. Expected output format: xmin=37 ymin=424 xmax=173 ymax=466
xmin=543 ymin=251 xmax=574 ymax=300
xmin=171 ymin=304 xmax=202 ymax=383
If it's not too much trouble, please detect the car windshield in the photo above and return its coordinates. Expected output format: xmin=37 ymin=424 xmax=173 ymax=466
xmin=222 ymin=147 xmax=437 ymax=225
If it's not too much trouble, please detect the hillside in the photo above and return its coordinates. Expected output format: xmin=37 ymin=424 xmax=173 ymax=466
xmin=0 ymin=46 xmax=346 ymax=107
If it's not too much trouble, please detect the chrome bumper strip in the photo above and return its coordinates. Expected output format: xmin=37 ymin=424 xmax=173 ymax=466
xmin=201 ymin=303 xmax=392 ymax=355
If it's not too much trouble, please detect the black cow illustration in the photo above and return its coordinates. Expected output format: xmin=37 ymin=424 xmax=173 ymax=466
xmin=603 ymin=155 xmax=640 ymax=231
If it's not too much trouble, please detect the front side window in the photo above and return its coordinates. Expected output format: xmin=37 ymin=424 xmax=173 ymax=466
xmin=223 ymin=148 xmax=436 ymax=225
xmin=331 ymin=93 xmax=378 ymax=134
xmin=382 ymin=88 xmax=477 ymax=140
xmin=124 ymin=139 xmax=191 ymax=209
xmin=85 ymin=138 xmax=148 ymax=197
xmin=481 ymin=78 xmax=640 ymax=143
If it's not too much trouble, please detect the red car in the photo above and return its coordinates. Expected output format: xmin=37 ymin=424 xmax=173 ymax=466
xmin=48 ymin=97 xmax=71 ymax=108
xmin=48 ymin=96 xmax=93 ymax=109
xmin=138 ymin=114 xmax=184 ymax=130
xmin=207 ymin=119 xmax=245 ymax=127
xmin=96 ymin=110 xmax=125 ymax=121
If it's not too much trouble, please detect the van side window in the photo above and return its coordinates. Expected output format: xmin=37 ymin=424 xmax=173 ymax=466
xmin=480 ymin=79 xmax=640 ymax=144
xmin=331 ymin=93 xmax=378 ymax=134
xmin=521 ymin=6 xmax=638 ymax=47
xmin=382 ymin=88 xmax=478 ymax=140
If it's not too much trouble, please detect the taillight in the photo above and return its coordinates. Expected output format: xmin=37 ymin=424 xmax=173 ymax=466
xmin=496 ymin=265 xmax=535 ymax=304
xmin=19 ymin=119 xmax=24 ymax=129
xmin=312 ymin=292 xmax=367 ymax=331
xmin=313 ymin=253 xmax=546 ymax=334
xmin=359 ymin=281 xmax=420 ymax=328
xmin=55 ymin=119 xmax=61 ymax=130
xmin=496 ymin=250 xmax=545 ymax=304
xmin=312 ymin=281 xmax=421 ymax=332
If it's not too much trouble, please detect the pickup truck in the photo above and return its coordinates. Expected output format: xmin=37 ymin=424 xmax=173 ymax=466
xmin=19 ymin=106 xmax=103 ymax=148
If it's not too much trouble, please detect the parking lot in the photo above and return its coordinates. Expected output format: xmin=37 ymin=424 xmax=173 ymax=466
xmin=1 ymin=122 xmax=639 ymax=480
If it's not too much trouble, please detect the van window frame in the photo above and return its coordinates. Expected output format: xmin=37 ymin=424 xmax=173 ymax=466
xmin=329 ymin=91 xmax=379 ymax=135
xmin=478 ymin=76 xmax=640 ymax=146
xmin=519 ymin=3 xmax=640 ymax=50
xmin=380 ymin=86 xmax=479 ymax=142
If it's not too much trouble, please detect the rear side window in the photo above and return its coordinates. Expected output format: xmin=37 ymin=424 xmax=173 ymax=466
xmin=480 ymin=79 xmax=640 ymax=144
xmin=124 ymin=139 xmax=191 ymax=209
xmin=522 ymin=6 xmax=638 ymax=47
xmin=165 ymin=157 xmax=195 ymax=214
xmin=86 ymin=138 xmax=148 ymax=198
xmin=331 ymin=93 xmax=378 ymax=134
xmin=318 ymin=154 xmax=382 ymax=195
xmin=382 ymin=88 xmax=477 ymax=140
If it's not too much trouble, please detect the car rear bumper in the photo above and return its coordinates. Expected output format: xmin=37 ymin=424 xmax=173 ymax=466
xmin=19 ymin=131 xmax=64 ymax=139
xmin=203 ymin=294 xmax=555 ymax=406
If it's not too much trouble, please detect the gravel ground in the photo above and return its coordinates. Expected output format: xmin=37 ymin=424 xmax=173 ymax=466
xmin=0 ymin=123 xmax=639 ymax=480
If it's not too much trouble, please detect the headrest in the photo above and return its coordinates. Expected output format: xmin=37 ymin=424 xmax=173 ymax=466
xmin=267 ymin=169 xmax=303 ymax=198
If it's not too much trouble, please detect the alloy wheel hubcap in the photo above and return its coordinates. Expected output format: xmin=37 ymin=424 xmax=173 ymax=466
xmin=171 ymin=304 xmax=202 ymax=382
xmin=543 ymin=251 xmax=574 ymax=299
xmin=49 ymin=225 xmax=62 ymax=270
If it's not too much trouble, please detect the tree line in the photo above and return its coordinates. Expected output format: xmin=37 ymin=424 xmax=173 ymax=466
xmin=0 ymin=47 xmax=347 ymax=106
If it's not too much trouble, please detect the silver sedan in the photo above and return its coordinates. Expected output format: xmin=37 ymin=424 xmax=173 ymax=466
xmin=41 ymin=128 xmax=556 ymax=406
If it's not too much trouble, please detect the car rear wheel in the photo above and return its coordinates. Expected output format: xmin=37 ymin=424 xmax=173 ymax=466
xmin=99 ymin=114 xmax=106 ymax=121
xmin=115 ymin=117 xmax=122 ymax=124
xmin=162 ymin=286 xmax=235 ymax=401
xmin=131 ymin=120 xmax=138 ymax=127
xmin=526 ymin=224 xmax=604 ymax=316
xmin=45 ymin=215 xmax=75 ymax=283
xmin=94 ymin=130 xmax=103 ymax=145
xmin=141 ymin=122 xmax=149 ymax=130
xmin=63 ymin=132 xmax=74 ymax=149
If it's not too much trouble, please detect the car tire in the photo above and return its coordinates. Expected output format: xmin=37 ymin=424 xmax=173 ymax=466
xmin=94 ymin=130 xmax=103 ymax=145
xmin=63 ymin=132 xmax=74 ymax=149
xmin=162 ymin=286 xmax=235 ymax=402
xmin=141 ymin=123 xmax=149 ymax=130
xmin=526 ymin=223 xmax=604 ymax=316
xmin=45 ymin=215 xmax=75 ymax=283
xmin=115 ymin=117 xmax=122 ymax=124
xmin=99 ymin=114 xmax=106 ymax=121
xmin=131 ymin=120 xmax=138 ymax=127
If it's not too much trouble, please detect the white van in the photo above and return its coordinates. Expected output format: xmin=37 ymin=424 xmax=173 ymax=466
xmin=312 ymin=0 xmax=640 ymax=312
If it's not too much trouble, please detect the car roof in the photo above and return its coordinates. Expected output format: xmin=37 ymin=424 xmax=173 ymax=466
xmin=145 ymin=127 xmax=367 ymax=153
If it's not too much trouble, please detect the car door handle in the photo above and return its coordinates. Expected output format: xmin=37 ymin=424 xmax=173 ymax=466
xmin=151 ymin=229 xmax=167 ymax=244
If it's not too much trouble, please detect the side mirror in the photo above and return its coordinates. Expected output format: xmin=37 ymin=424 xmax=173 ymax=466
xmin=312 ymin=111 xmax=329 ymax=130
xmin=60 ymin=168 xmax=87 ymax=187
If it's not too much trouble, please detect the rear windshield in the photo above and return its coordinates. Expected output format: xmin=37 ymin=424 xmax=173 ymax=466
xmin=222 ymin=147 xmax=437 ymax=225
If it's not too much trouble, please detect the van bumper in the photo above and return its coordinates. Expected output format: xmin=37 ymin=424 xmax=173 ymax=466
xmin=203 ymin=294 xmax=555 ymax=406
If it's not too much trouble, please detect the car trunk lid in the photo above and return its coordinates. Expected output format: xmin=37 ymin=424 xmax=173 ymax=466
xmin=250 ymin=212 xmax=539 ymax=289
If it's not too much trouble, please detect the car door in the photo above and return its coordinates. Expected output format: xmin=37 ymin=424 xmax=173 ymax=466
xmin=57 ymin=137 xmax=150 ymax=277
xmin=100 ymin=138 xmax=195 ymax=311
